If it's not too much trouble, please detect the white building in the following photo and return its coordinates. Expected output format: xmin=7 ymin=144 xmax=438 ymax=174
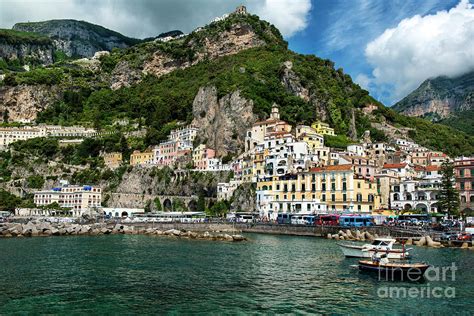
xmin=0 ymin=125 xmax=99 ymax=149
xmin=33 ymin=185 xmax=102 ymax=216
xmin=347 ymin=144 xmax=365 ymax=156
xmin=390 ymin=174 xmax=442 ymax=213
xmin=101 ymin=207 xmax=144 ymax=218
xmin=217 ymin=180 xmax=241 ymax=201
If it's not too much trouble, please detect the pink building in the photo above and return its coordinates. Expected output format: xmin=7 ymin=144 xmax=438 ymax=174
xmin=193 ymin=144 xmax=216 ymax=170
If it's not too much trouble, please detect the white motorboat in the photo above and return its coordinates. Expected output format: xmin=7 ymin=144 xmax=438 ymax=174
xmin=338 ymin=238 xmax=411 ymax=259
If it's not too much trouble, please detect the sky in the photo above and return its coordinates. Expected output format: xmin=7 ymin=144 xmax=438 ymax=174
xmin=1 ymin=0 xmax=473 ymax=105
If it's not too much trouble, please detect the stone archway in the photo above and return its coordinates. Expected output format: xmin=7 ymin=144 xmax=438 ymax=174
xmin=188 ymin=199 xmax=197 ymax=212
xmin=163 ymin=198 xmax=172 ymax=211
xmin=415 ymin=203 xmax=428 ymax=212
xmin=404 ymin=204 xmax=412 ymax=211
xmin=430 ymin=203 xmax=440 ymax=212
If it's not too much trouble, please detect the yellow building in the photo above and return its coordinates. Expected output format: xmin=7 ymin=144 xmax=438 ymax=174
xmin=241 ymin=158 xmax=255 ymax=183
xmin=311 ymin=121 xmax=335 ymax=136
xmin=130 ymin=149 xmax=154 ymax=166
xmin=103 ymin=152 xmax=123 ymax=169
xmin=256 ymin=164 xmax=380 ymax=218
xmin=295 ymin=125 xmax=324 ymax=153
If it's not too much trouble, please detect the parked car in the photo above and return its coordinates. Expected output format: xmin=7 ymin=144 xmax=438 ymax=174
xmin=440 ymin=233 xmax=458 ymax=241
xmin=457 ymin=233 xmax=472 ymax=241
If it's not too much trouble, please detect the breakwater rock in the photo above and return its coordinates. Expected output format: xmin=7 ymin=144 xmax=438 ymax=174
xmin=326 ymin=229 xmax=377 ymax=241
xmin=0 ymin=222 xmax=246 ymax=242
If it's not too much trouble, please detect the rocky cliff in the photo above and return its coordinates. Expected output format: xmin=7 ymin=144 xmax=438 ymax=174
xmin=0 ymin=84 xmax=60 ymax=122
xmin=192 ymin=86 xmax=257 ymax=157
xmin=393 ymin=71 xmax=474 ymax=134
xmin=106 ymin=166 xmax=232 ymax=208
xmin=13 ymin=20 xmax=140 ymax=58
xmin=0 ymin=29 xmax=54 ymax=65
xmin=112 ymin=20 xmax=269 ymax=90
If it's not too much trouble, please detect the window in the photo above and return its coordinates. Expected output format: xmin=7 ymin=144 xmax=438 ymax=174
xmin=292 ymin=194 xmax=295 ymax=200
xmin=291 ymin=184 xmax=296 ymax=192
xmin=312 ymin=184 xmax=316 ymax=192
xmin=342 ymin=182 xmax=347 ymax=191
xmin=343 ymin=194 xmax=347 ymax=202
xmin=358 ymin=205 xmax=361 ymax=211
xmin=331 ymin=183 xmax=336 ymax=191
xmin=301 ymin=184 xmax=306 ymax=192
xmin=357 ymin=194 xmax=362 ymax=202
xmin=322 ymin=194 xmax=326 ymax=202
xmin=284 ymin=184 xmax=288 ymax=192
xmin=276 ymin=184 xmax=280 ymax=190
xmin=460 ymin=182 xmax=465 ymax=190
xmin=331 ymin=194 xmax=335 ymax=202
xmin=322 ymin=183 xmax=326 ymax=191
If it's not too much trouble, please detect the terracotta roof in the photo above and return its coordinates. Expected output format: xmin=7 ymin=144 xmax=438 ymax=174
xmin=414 ymin=165 xmax=425 ymax=171
xmin=310 ymin=164 xmax=353 ymax=172
xmin=253 ymin=119 xmax=280 ymax=126
xmin=383 ymin=163 xmax=407 ymax=169
xmin=425 ymin=165 xmax=439 ymax=171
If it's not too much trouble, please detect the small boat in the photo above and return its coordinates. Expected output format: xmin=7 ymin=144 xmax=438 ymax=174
xmin=338 ymin=237 xmax=411 ymax=259
xmin=358 ymin=259 xmax=430 ymax=281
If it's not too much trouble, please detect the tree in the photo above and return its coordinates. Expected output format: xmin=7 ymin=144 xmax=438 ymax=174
xmin=0 ymin=189 xmax=21 ymax=212
xmin=438 ymin=161 xmax=460 ymax=217
xmin=154 ymin=197 xmax=162 ymax=211
xmin=172 ymin=198 xmax=187 ymax=212
xmin=206 ymin=200 xmax=229 ymax=217
xmin=196 ymin=190 xmax=206 ymax=213
xmin=144 ymin=200 xmax=152 ymax=213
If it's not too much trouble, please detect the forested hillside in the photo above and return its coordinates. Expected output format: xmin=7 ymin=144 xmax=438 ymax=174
xmin=1 ymin=13 xmax=473 ymax=157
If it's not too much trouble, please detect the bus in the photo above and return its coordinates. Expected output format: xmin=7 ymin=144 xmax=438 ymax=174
xmin=397 ymin=214 xmax=432 ymax=224
xmin=316 ymin=215 xmax=340 ymax=226
xmin=339 ymin=215 xmax=375 ymax=227
xmin=290 ymin=214 xmax=318 ymax=225
xmin=277 ymin=213 xmax=293 ymax=224
xmin=134 ymin=212 xmax=207 ymax=223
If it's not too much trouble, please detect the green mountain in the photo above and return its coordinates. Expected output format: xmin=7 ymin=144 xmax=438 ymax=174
xmin=12 ymin=19 xmax=141 ymax=58
xmin=1 ymin=12 xmax=473 ymax=157
xmin=393 ymin=71 xmax=474 ymax=135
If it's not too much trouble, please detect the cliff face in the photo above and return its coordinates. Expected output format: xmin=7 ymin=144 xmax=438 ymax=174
xmin=0 ymin=85 xmax=60 ymax=122
xmin=112 ymin=22 xmax=267 ymax=90
xmin=106 ymin=167 xmax=232 ymax=208
xmin=13 ymin=20 xmax=139 ymax=58
xmin=0 ymin=42 xmax=54 ymax=65
xmin=393 ymin=71 xmax=474 ymax=119
xmin=0 ymin=29 xmax=54 ymax=65
xmin=192 ymin=86 xmax=257 ymax=157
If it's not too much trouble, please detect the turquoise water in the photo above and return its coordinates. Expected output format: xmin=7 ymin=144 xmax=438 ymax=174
xmin=0 ymin=234 xmax=473 ymax=314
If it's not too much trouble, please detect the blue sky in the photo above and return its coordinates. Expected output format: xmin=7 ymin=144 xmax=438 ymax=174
xmin=288 ymin=0 xmax=465 ymax=105
xmin=2 ymin=0 xmax=473 ymax=106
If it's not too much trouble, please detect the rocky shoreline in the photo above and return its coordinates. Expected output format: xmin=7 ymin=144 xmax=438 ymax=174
xmin=0 ymin=222 xmax=247 ymax=242
xmin=326 ymin=228 xmax=473 ymax=249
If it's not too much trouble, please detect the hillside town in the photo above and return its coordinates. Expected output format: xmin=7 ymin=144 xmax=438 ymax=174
xmin=3 ymin=104 xmax=472 ymax=222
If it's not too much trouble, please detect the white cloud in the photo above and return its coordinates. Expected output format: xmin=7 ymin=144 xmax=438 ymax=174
xmin=252 ymin=0 xmax=312 ymax=37
xmin=355 ymin=73 xmax=372 ymax=90
xmin=364 ymin=0 xmax=474 ymax=104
